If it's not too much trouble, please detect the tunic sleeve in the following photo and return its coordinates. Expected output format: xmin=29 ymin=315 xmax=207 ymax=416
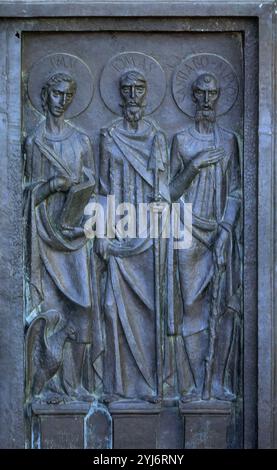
xmin=169 ymin=133 xmax=200 ymax=202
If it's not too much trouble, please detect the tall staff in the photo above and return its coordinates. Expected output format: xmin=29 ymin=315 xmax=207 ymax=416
xmin=202 ymin=253 xmax=224 ymax=400
xmin=149 ymin=133 xmax=165 ymax=401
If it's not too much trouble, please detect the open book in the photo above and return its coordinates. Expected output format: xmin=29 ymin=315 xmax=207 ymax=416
xmin=61 ymin=180 xmax=95 ymax=228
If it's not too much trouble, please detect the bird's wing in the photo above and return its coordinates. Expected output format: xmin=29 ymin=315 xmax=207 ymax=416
xmin=25 ymin=309 xmax=62 ymax=399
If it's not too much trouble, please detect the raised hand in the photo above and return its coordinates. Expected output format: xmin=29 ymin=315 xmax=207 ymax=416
xmin=60 ymin=226 xmax=84 ymax=240
xmin=193 ymin=146 xmax=225 ymax=169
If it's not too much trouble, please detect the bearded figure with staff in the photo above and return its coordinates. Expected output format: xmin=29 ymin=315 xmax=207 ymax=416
xmin=171 ymin=54 xmax=242 ymax=402
xmin=97 ymin=52 xmax=170 ymax=404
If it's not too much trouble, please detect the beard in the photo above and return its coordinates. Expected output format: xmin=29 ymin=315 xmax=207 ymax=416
xmin=122 ymin=105 xmax=144 ymax=123
xmin=195 ymin=109 xmax=216 ymax=123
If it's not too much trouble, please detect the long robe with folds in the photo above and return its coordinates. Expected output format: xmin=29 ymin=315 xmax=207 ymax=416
xmin=170 ymin=124 xmax=242 ymax=394
xmin=24 ymin=121 xmax=99 ymax=345
xmin=99 ymin=118 xmax=170 ymax=400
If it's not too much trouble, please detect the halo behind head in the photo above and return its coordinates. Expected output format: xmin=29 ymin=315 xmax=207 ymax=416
xmin=100 ymin=52 xmax=166 ymax=116
xmin=172 ymin=53 xmax=239 ymax=117
xmin=28 ymin=53 xmax=94 ymax=118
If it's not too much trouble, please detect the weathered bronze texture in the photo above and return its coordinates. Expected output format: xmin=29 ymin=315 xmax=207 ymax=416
xmin=170 ymin=65 xmax=241 ymax=403
xmin=24 ymin=53 xmax=97 ymax=405
xmin=98 ymin=59 xmax=170 ymax=404
xmin=21 ymin=31 xmax=245 ymax=448
xmin=0 ymin=1 xmax=276 ymax=450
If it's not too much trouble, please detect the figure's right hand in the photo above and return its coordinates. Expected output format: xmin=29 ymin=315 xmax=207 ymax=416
xmin=94 ymin=238 xmax=110 ymax=261
xmin=192 ymin=147 xmax=225 ymax=170
xmin=50 ymin=176 xmax=72 ymax=193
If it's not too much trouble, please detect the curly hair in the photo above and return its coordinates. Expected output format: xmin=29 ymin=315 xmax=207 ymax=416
xmin=41 ymin=72 xmax=77 ymax=113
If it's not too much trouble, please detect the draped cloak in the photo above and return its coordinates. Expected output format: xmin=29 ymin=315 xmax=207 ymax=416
xmin=99 ymin=118 xmax=170 ymax=399
xmin=24 ymin=120 xmax=103 ymax=368
xmin=170 ymin=125 xmax=242 ymax=338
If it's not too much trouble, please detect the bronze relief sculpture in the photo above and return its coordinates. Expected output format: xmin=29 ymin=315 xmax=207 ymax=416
xmin=24 ymin=50 xmax=242 ymax=435
xmin=24 ymin=54 xmax=97 ymax=404
xmin=0 ymin=0 xmax=272 ymax=452
xmin=97 ymin=52 xmax=170 ymax=404
xmin=171 ymin=54 xmax=242 ymax=402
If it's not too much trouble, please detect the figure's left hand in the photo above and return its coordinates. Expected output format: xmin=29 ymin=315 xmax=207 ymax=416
xmin=214 ymin=229 xmax=229 ymax=269
xmin=61 ymin=226 xmax=84 ymax=240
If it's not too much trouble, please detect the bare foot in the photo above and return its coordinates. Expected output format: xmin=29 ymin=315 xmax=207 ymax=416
xmin=41 ymin=392 xmax=66 ymax=405
xmin=70 ymin=386 xmax=94 ymax=403
xmin=101 ymin=394 xmax=123 ymax=405
xmin=141 ymin=395 xmax=162 ymax=404
xmin=180 ymin=391 xmax=201 ymax=403
xmin=213 ymin=389 xmax=236 ymax=402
